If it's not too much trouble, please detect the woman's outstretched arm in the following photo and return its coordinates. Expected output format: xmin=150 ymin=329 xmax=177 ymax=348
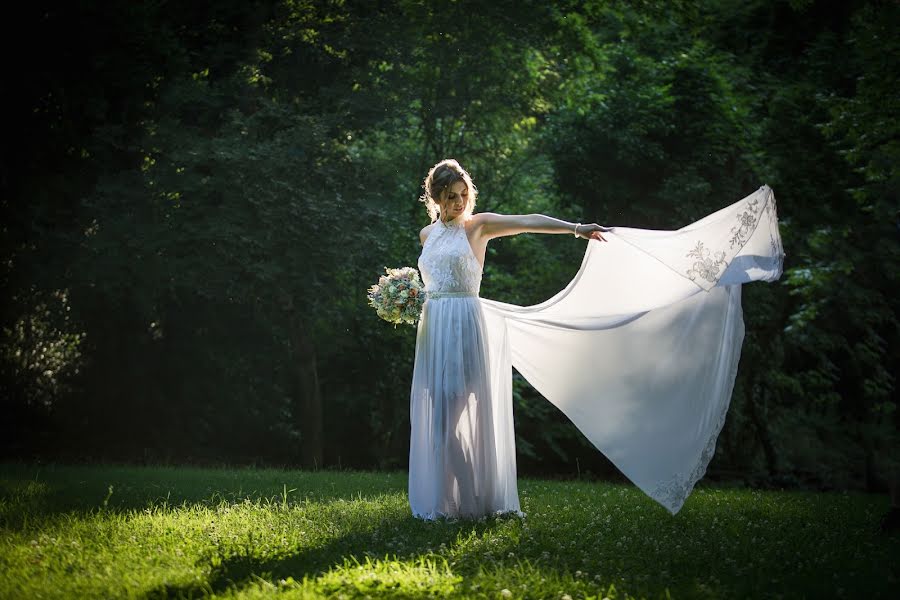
xmin=474 ymin=212 xmax=611 ymax=241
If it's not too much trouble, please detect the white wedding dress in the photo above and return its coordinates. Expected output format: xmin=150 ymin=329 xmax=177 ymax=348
xmin=408 ymin=185 xmax=783 ymax=519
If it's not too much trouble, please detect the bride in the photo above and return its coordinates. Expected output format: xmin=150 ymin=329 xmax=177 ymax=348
xmin=408 ymin=158 xmax=783 ymax=520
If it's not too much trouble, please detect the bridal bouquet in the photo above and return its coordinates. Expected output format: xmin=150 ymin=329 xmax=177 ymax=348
xmin=367 ymin=266 xmax=425 ymax=326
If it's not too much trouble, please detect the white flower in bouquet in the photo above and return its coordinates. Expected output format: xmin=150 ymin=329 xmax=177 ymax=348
xmin=367 ymin=266 xmax=425 ymax=326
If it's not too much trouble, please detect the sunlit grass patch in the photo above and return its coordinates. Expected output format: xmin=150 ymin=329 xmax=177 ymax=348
xmin=314 ymin=555 xmax=462 ymax=597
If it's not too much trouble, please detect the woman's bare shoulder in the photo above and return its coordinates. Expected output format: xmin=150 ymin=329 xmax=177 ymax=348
xmin=470 ymin=212 xmax=505 ymax=224
xmin=419 ymin=222 xmax=436 ymax=245
xmin=469 ymin=212 xmax=514 ymax=231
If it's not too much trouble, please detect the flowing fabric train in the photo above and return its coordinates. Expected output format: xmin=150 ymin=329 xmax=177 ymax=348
xmin=480 ymin=185 xmax=784 ymax=514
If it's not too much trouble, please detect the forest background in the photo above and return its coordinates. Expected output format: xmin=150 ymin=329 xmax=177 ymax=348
xmin=3 ymin=0 xmax=898 ymax=495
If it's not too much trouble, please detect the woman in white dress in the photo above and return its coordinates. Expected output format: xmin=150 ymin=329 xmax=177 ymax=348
xmin=409 ymin=158 xmax=609 ymax=520
xmin=408 ymin=158 xmax=784 ymax=521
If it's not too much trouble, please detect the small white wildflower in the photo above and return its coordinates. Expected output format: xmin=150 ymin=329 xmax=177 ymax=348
xmin=500 ymin=589 xmax=512 ymax=598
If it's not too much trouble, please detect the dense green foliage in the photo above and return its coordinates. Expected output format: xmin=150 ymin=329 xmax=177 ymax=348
xmin=2 ymin=1 xmax=898 ymax=491
xmin=1 ymin=463 xmax=897 ymax=598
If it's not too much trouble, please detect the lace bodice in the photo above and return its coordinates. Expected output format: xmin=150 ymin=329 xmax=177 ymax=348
xmin=418 ymin=215 xmax=483 ymax=295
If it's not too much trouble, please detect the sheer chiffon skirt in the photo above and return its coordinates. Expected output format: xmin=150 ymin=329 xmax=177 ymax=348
xmin=408 ymin=295 xmax=522 ymax=520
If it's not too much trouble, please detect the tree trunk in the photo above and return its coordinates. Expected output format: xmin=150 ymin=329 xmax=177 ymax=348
xmin=748 ymin=381 xmax=780 ymax=477
xmin=292 ymin=312 xmax=323 ymax=469
xmin=278 ymin=289 xmax=323 ymax=469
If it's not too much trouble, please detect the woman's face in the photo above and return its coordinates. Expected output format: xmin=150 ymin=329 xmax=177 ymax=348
xmin=439 ymin=180 xmax=469 ymax=220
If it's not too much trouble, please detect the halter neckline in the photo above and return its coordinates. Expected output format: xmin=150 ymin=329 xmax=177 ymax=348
xmin=438 ymin=213 xmax=467 ymax=229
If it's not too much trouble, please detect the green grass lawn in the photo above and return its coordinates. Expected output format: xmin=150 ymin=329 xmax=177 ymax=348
xmin=0 ymin=463 xmax=896 ymax=599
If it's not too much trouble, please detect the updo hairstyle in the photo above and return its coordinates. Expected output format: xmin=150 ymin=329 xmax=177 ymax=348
xmin=418 ymin=159 xmax=478 ymax=223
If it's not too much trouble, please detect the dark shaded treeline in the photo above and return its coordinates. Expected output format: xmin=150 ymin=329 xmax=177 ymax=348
xmin=3 ymin=0 xmax=897 ymax=492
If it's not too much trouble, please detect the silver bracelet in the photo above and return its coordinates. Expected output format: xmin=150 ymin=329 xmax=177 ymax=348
xmin=573 ymin=223 xmax=581 ymax=237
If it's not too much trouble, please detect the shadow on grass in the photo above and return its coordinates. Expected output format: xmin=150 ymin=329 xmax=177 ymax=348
xmin=0 ymin=461 xmax=406 ymax=528
xmin=144 ymin=511 xmax=519 ymax=599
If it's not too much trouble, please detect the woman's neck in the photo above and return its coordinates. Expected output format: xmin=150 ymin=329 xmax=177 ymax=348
xmin=440 ymin=212 xmax=466 ymax=226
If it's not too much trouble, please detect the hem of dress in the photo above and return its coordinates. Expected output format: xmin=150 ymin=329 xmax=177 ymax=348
xmin=412 ymin=508 xmax=526 ymax=522
xmin=651 ymin=288 xmax=746 ymax=515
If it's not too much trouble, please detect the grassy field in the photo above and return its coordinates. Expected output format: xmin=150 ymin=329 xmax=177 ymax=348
xmin=0 ymin=463 xmax=896 ymax=599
